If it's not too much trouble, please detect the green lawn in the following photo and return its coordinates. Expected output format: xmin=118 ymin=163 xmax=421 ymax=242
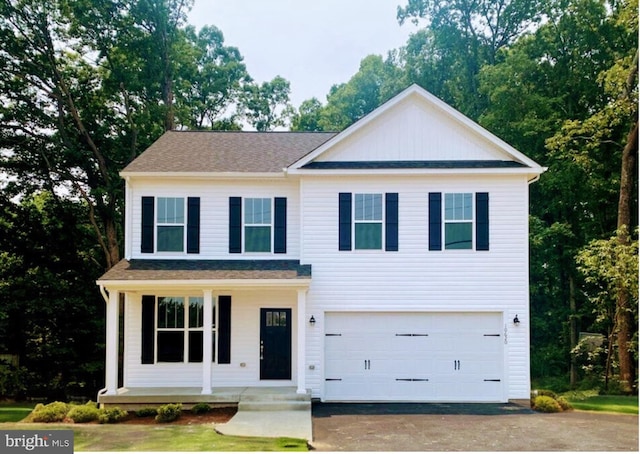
xmin=565 ymin=395 xmax=638 ymax=414
xmin=0 ymin=402 xmax=36 ymax=423
xmin=0 ymin=423 xmax=308 ymax=452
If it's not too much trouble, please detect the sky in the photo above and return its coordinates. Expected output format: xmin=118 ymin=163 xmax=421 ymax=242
xmin=187 ymin=0 xmax=418 ymax=108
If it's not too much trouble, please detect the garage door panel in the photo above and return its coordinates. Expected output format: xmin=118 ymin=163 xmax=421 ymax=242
xmin=324 ymin=312 xmax=505 ymax=402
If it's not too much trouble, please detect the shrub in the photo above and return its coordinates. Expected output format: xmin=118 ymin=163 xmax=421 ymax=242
xmin=31 ymin=401 xmax=70 ymax=423
xmin=191 ymin=403 xmax=211 ymax=415
xmin=155 ymin=403 xmax=182 ymax=423
xmin=536 ymin=389 xmax=558 ymax=399
xmin=533 ymin=395 xmax=562 ymax=413
xmin=67 ymin=403 xmax=100 ymax=423
xmin=135 ymin=407 xmax=158 ymax=417
xmin=98 ymin=407 xmax=128 ymax=424
xmin=556 ymin=396 xmax=573 ymax=411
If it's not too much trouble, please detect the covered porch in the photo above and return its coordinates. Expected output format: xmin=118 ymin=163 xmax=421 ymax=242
xmin=96 ymin=259 xmax=312 ymax=407
xmin=98 ymin=386 xmax=311 ymax=410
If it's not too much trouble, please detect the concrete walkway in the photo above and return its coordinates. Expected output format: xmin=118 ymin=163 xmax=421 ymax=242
xmin=215 ymin=410 xmax=312 ymax=440
xmin=215 ymin=387 xmax=312 ymax=441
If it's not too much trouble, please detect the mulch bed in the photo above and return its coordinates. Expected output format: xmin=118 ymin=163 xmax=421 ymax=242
xmin=121 ymin=407 xmax=237 ymax=425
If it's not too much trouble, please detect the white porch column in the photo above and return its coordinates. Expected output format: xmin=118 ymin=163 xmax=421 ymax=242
xmin=104 ymin=288 xmax=119 ymax=395
xmin=296 ymin=289 xmax=307 ymax=394
xmin=201 ymin=289 xmax=213 ymax=395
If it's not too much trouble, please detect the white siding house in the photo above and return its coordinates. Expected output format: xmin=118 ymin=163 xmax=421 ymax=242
xmin=97 ymin=85 xmax=545 ymax=405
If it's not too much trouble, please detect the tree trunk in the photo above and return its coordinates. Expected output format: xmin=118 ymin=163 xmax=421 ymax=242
xmin=615 ymin=120 xmax=637 ymax=393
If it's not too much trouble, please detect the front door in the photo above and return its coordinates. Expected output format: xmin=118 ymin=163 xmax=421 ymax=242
xmin=260 ymin=308 xmax=292 ymax=380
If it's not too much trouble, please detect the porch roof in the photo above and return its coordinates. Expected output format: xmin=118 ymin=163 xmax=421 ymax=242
xmin=97 ymin=259 xmax=312 ymax=284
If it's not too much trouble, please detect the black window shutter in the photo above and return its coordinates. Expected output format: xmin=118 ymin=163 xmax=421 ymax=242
xmin=274 ymin=197 xmax=287 ymax=254
xmin=476 ymin=192 xmax=489 ymax=251
xmin=385 ymin=193 xmax=399 ymax=251
xmin=229 ymin=197 xmax=242 ymax=253
xmin=141 ymin=295 xmax=155 ymax=364
xmin=428 ymin=193 xmax=442 ymax=251
xmin=338 ymin=193 xmax=352 ymax=251
xmin=218 ymin=296 xmax=232 ymax=364
xmin=187 ymin=197 xmax=200 ymax=254
xmin=141 ymin=197 xmax=155 ymax=253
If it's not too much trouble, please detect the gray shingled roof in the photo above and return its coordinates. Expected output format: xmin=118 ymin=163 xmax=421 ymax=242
xmin=99 ymin=259 xmax=312 ymax=281
xmin=122 ymin=131 xmax=337 ymax=173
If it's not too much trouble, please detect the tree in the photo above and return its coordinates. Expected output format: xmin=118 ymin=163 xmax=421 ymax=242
xmin=291 ymin=98 xmax=324 ymax=132
xmin=176 ymin=25 xmax=250 ymax=130
xmin=241 ymin=76 xmax=293 ymax=131
xmin=397 ymin=0 xmax=543 ymax=117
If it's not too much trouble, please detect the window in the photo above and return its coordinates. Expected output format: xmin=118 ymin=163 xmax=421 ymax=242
xmin=244 ymin=198 xmax=272 ymax=252
xmin=157 ymin=197 xmax=185 ymax=252
xmin=338 ymin=193 xmax=398 ymax=251
xmin=444 ymin=193 xmax=473 ymax=249
xmin=354 ymin=193 xmax=383 ymax=249
xmin=156 ymin=296 xmax=216 ymax=363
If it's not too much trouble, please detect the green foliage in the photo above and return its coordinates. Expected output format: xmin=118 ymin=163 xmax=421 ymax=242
xmin=155 ymin=403 xmax=182 ymax=423
xmin=67 ymin=403 xmax=100 ymax=423
xmin=31 ymin=401 xmax=70 ymax=423
xmin=98 ymin=407 xmax=128 ymax=424
xmin=190 ymin=402 xmax=211 ymax=414
xmin=135 ymin=407 xmax=158 ymax=417
xmin=532 ymin=395 xmax=563 ymax=413
xmin=556 ymin=396 xmax=573 ymax=411
xmin=0 ymin=364 xmax=29 ymax=399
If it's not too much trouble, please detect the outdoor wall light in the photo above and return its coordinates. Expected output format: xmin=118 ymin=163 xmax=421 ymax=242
xmin=309 ymin=315 xmax=316 ymax=326
xmin=513 ymin=314 xmax=520 ymax=325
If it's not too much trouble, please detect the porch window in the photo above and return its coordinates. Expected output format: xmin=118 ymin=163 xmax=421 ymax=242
xmin=156 ymin=296 xmax=216 ymax=363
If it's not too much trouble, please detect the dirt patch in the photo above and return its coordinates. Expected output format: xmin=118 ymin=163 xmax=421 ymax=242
xmin=121 ymin=407 xmax=237 ymax=425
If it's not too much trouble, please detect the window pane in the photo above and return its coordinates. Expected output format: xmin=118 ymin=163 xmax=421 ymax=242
xmin=355 ymin=194 xmax=382 ymax=221
xmin=189 ymin=297 xmax=204 ymax=328
xmin=445 ymin=223 xmax=473 ymax=249
xmin=355 ymin=223 xmax=382 ymax=249
xmin=158 ymin=297 xmax=184 ymax=329
xmin=188 ymin=331 xmax=203 ymax=363
xmin=157 ymin=226 xmax=184 ymax=252
xmin=157 ymin=331 xmax=184 ymax=362
xmin=245 ymin=226 xmax=271 ymax=252
xmin=445 ymin=193 xmax=472 ymax=221
xmin=463 ymin=193 xmax=472 ymax=219
xmin=157 ymin=197 xmax=184 ymax=223
xmin=245 ymin=198 xmax=271 ymax=224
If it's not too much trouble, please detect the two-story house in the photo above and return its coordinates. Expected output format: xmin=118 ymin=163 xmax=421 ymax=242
xmin=97 ymin=85 xmax=544 ymax=407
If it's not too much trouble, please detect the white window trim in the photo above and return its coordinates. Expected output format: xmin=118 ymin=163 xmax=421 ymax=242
xmin=443 ymin=192 xmax=475 ymax=250
xmin=353 ymin=193 xmax=384 ymax=251
xmin=155 ymin=197 xmax=186 ymax=253
xmin=243 ymin=197 xmax=274 ymax=253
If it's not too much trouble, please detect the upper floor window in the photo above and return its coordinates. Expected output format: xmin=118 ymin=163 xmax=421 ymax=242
xmin=229 ymin=197 xmax=287 ymax=254
xmin=339 ymin=192 xmax=398 ymax=252
xmin=354 ymin=193 xmax=383 ymax=250
xmin=444 ymin=193 xmax=472 ymax=249
xmin=157 ymin=197 xmax=185 ymax=252
xmin=429 ymin=192 xmax=489 ymax=251
xmin=244 ymin=198 xmax=272 ymax=252
xmin=141 ymin=196 xmax=200 ymax=254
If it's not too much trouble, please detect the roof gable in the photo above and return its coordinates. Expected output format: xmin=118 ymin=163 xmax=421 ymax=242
xmin=289 ymin=85 xmax=543 ymax=172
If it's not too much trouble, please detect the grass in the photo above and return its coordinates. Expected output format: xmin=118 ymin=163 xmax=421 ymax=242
xmin=0 ymin=423 xmax=308 ymax=452
xmin=0 ymin=402 xmax=36 ymax=423
xmin=563 ymin=394 xmax=638 ymax=415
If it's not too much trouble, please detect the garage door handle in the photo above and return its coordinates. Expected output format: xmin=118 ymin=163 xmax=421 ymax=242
xmin=364 ymin=360 xmax=371 ymax=370
xmin=454 ymin=360 xmax=461 ymax=370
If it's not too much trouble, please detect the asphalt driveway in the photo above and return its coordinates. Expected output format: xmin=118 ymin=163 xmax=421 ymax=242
xmin=311 ymin=403 xmax=639 ymax=451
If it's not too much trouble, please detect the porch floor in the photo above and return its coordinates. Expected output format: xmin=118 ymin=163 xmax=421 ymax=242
xmin=98 ymin=386 xmax=309 ymax=410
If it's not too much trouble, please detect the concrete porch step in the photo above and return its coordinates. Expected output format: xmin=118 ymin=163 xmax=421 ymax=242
xmin=237 ymin=387 xmax=311 ymax=411
xmin=238 ymin=400 xmax=311 ymax=411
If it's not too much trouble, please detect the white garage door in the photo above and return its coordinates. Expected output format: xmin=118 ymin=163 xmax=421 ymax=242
xmin=324 ymin=312 xmax=505 ymax=402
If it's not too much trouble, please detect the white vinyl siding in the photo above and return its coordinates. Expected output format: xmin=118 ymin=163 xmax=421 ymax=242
xmin=128 ymin=179 xmax=299 ymax=260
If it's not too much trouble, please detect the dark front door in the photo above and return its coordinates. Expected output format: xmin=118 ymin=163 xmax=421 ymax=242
xmin=260 ymin=308 xmax=292 ymax=380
